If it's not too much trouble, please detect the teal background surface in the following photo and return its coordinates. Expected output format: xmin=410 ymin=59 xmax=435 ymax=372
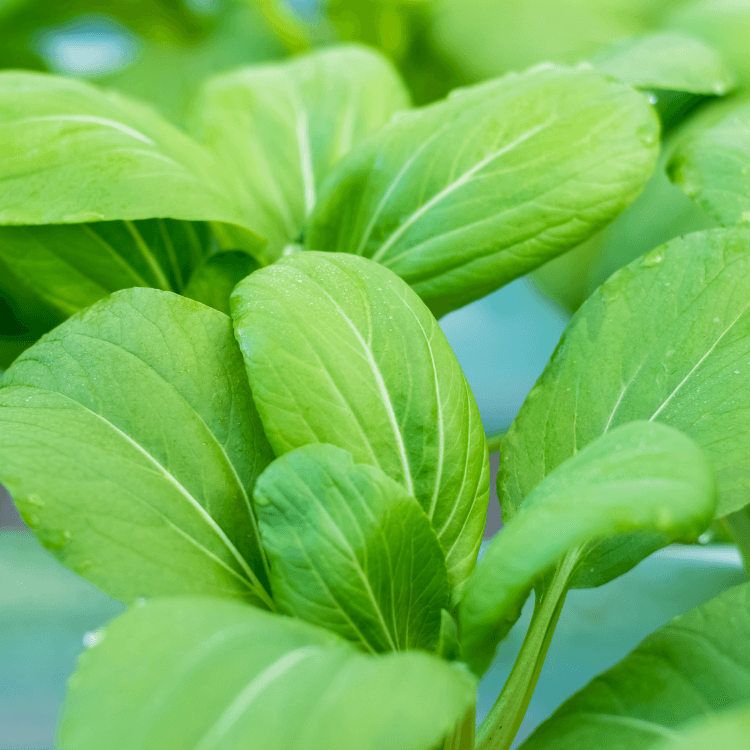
xmin=1 ymin=529 xmax=744 ymax=749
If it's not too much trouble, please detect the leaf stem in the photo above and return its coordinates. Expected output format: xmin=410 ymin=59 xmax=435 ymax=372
xmin=723 ymin=506 xmax=750 ymax=576
xmin=250 ymin=0 xmax=311 ymax=53
xmin=486 ymin=430 xmax=507 ymax=454
xmin=476 ymin=549 xmax=580 ymax=750
xmin=443 ymin=703 xmax=476 ymax=750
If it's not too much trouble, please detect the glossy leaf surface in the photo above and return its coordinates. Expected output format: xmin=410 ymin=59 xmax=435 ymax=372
xmin=59 ymin=597 xmax=477 ymax=750
xmin=592 ymin=32 xmax=735 ymax=94
xmin=193 ymin=44 xmax=410 ymax=262
xmin=0 ymin=288 xmax=274 ymax=606
xmin=306 ymin=64 xmax=659 ymax=316
xmin=231 ymin=252 xmax=489 ymax=592
xmin=0 ymin=71 xmax=258 ymax=240
xmin=501 ymin=228 xmax=750 ymax=525
xmin=255 ymin=444 xmax=449 ymax=653
xmin=669 ymin=102 xmax=750 ymax=226
xmin=519 ymin=583 xmax=750 ymax=749
xmin=461 ymin=421 xmax=715 ymax=676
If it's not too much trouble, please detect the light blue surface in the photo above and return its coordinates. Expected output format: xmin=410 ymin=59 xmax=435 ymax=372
xmin=440 ymin=279 xmax=569 ymax=435
xmin=478 ymin=545 xmax=747 ymax=747
xmin=1 ymin=530 xmax=744 ymax=749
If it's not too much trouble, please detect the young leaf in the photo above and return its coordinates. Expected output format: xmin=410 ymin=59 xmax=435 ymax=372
xmin=58 ymin=597 xmax=477 ymax=750
xmin=192 ymin=44 xmax=411 ymax=262
xmin=255 ymin=443 xmax=449 ymax=654
xmin=460 ymin=421 xmax=715 ymax=677
xmin=517 ymin=582 xmax=750 ymax=750
xmin=501 ymin=228 xmax=750 ymax=530
xmin=231 ymin=252 xmax=489 ymax=593
xmin=0 ymin=288 xmax=274 ymax=607
xmin=0 ymin=72 xmax=260 ymax=247
xmin=305 ymin=64 xmax=659 ymax=317
xmin=669 ymin=102 xmax=750 ymax=226
xmin=591 ymin=32 xmax=735 ymax=94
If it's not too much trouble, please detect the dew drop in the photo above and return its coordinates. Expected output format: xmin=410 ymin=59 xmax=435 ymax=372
xmin=83 ymin=629 xmax=104 ymax=648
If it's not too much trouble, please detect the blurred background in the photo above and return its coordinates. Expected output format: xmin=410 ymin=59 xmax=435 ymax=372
xmin=1 ymin=0 xmax=749 ymax=747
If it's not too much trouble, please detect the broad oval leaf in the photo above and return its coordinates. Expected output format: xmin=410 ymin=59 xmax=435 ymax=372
xmin=192 ymin=44 xmax=411 ymax=262
xmin=255 ymin=443 xmax=449 ymax=654
xmin=669 ymin=102 xmax=750 ymax=226
xmin=305 ymin=64 xmax=659 ymax=317
xmin=518 ymin=582 xmax=750 ymax=750
xmin=0 ymin=288 xmax=274 ymax=606
xmin=231 ymin=252 xmax=489 ymax=593
xmin=59 ymin=597 xmax=477 ymax=750
xmin=501 ymin=228 xmax=750 ymax=528
xmin=591 ymin=32 xmax=735 ymax=94
xmin=460 ymin=421 xmax=715 ymax=676
xmin=0 ymin=72 xmax=258 ymax=236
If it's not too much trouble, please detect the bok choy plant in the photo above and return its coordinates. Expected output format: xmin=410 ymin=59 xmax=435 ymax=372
xmin=2 ymin=41 xmax=750 ymax=750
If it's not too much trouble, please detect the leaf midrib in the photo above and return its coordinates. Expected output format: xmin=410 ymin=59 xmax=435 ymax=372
xmin=298 ymin=268 xmax=415 ymax=496
xmin=64 ymin=330 xmax=270 ymax=584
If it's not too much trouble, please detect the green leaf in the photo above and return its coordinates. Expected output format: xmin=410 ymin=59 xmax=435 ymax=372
xmin=0 ymin=288 xmax=274 ymax=606
xmin=183 ymin=250 xmax=259 ymax=314
xmin=231 ymin=252 xmax=489 ymax=594
xmin=192 ymin=44 xmax=411 ymax=262
xmin=0 ymin=219 xmax=211 ymax=313
xmin=0 ymin=71 xmax=261 ymax=247
xmin=591 ymin=32 xmax=735 ymax=94
xmin=305 ymin=64 xmax=659 ymax=317
xmin=533 ymin=129 xmax=717 ymax=314
xmin=461 ymin=421 xmax=715 ymax=677
xmin=651 ymin=704 xmax=750 ymax=750
xmin=668 ymin=0 xmax=750 ymax=86
xmin=669 ymin=102 xmax=750 ymax=226
xmin=501 ymin=227 xmax=750 ymax=528
xmin=59 ymin=597 xmax=477 ymax=750
xmin=518 ymin=582 xmax=750 ymax=750
xmin=255 ymin=443 xmax=449 ymax=653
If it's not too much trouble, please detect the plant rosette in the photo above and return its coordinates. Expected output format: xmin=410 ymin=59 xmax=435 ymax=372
xmin=1 ymin=40 xmax=750 ymax=750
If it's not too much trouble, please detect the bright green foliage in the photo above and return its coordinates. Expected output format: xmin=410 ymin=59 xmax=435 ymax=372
xmin=193 ymin=44 xmax=410 ymax=263
xmin=670 ymin=102 xmax=750 ymax=226
xmin=1 ymin=23 xmax=749 ymax=750
xmin=519 ymin=583 xmax=750 ymax=749
xmin=501 ymin=228 xmax=750 ymax=526
xmin=58 ymin=597 xmax=477 ymax=750
xmin=668 ymin=0 xmax=750 ymax=86
xmin=0 ymin=289 xmax=274 ymax=606
xmin=0 ymin=72 xmax=256 ymax=233
xmin=0 ymin=220 xmax=210 ymax=315
xmin=306 ymin=64 xmax=659 ymax=317
xmin=651 ymin=704 xmax=750 ymax=750
xmin=461 ymin=421 xmax=715 ymax=676
xmin=231 ymin=252 xmax=489 ymax=592
xmin=255 ymin=443 xmax=449 ymax=654
xmin=592 ymin=31 xmax=735 ymax=94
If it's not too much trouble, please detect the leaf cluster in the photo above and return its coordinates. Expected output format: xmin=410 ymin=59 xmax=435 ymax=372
xmin=1 ymin=28 xmax=750 ymax=750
